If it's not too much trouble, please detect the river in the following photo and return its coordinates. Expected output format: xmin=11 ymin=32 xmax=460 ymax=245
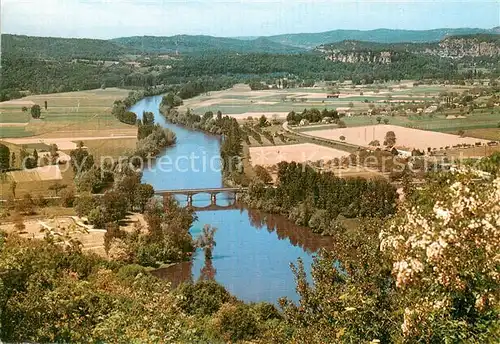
xmin=129 ymin=95 xmax=332 ymax=304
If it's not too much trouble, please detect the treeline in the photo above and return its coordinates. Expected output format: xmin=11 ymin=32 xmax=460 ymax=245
xmin=2 ymin=34 xmax=133 ymax=61
xmin=160 ymin=102 xmax=248 ymax=185
xmin=71 ymin=115 xmax=176 ymax=195
xmin=245 ymin=161 xmax=397 ymax=235
xmin=286 ymin=108 xmax=340 ymax=125
xmin=1 ymin=52 xmax=241 ymax=101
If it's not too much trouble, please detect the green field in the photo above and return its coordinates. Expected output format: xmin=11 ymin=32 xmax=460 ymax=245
xmin=0 ymin=88 xmax=134 ymax=138
xmin=0 ymin=127 xmax=35 ymax=138
xmin=181 ymin=83 xmax=472 ymax=117
xmin=0 ymin=110 xmax=30 ymax=123
xmin=340 ymin=111 xmax=500 ymax=134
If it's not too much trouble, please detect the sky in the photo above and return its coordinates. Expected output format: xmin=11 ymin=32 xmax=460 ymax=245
xmin=1 ymin=0 xmax=499 ymax=39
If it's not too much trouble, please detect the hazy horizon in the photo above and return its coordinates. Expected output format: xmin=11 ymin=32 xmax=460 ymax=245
xmin=2 ymin=26 xmax=499 ymax=41
xmin=1 ymin=0 xmax=499 ymax=40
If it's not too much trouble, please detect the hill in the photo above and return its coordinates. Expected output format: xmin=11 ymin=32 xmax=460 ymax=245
xmin=316 ymin=34 xmax=500 ymax=64
xmin=266 ymin=28 xmax=499 ymax=49
xmin=111 ymin=35 xmax=305 ymax=54
xmin=1 ymin=34 xmax=134 ymax=60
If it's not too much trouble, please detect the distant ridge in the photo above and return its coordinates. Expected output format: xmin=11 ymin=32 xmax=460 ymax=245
xmin=2 ymin=28 xmax=499 ymax=57
xmin=110 ymin=35 xmax=305 ymax=54
xmin=264 ymin=28 xmax=500 ymax=49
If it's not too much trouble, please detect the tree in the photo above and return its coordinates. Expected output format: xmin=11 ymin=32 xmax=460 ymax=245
xmin=195 ymin=224 xmax=217 ymax=261
xmin=376 ymin=116 xmax=382 ymax=124
xmin=457 ymin=129 xmax=465 ymax=137
xmin=369 ymin=140 xmax=380 ymax=146
xmin=30 ymin=104 xmax=41 ymax=119
xmin=259 ymin=115 xmax=268 ymax=127
xmin=162 ymin=92 xmax=183 ymax=108
xmin=0 ymin=143 xmax=10 ymax=170
xmin=339 ymin=135 xmax=346 ymax=141
xmin=114 ymin=173 xmax=142 ymax=208
xmin=44 ymin=100 xmax=48 ymax=110
xmin=134 ymin=183 xmax=154 ymax=212
xmin=384 ymin=131 xmax=396 ymax=146
xmin=101 ymin=190 xmax=129 ymax=223
xmin=21 ymin=106 xmax=28 ymax=112
xmin=12 ymin=213 xmax=25 ymax=231
xmin=279 ymin=220 xmax=394 ymax=343
xmin=11 ymin=152 xmax=16 ymax=168
xmin=88 ymin=206 xmax=107 ymax=228
xmin=383 ymin=118 xmax=389 ymax=125
xmin=254 ymin=165 xmax=272 ymax=184
xmin=70 ymin=147 xmax=94 ymax=173
xmin=33 ymin=149 xmax=39 ymax=167
xmin=10 ymin=180 xmax=17 ymax=198
xmin=49 ymin=144 xmax=59 ymax=160
xmin=75 ymin=167 xmax=105 ymax=193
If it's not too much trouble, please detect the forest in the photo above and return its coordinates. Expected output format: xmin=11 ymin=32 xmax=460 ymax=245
xmin=5 ymin=31 xmax=500 ymax=101
xmin=160 ymin=52 xmax=462 ymax=82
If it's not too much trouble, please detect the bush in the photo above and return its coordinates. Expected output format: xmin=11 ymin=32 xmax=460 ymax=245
xmin=212 ymin=303 xmax=258 ymax=342
xmin=251 ymin=302 xmax=282 ymax=322
xmin=116 ymin=264 xmax=148 ymax=283
xmin=308 ymin=209 xmax=330 ymax=234
xmin=60 ymin=189 xmax=75 ymax=207
xmin=104 ymin=222 xmax=124 ymax=254
xmin=88 ymin=206 xmax=107 ymax=228
xmin=176 ymin=280 xmax=232 ymax=316
xmin=15 ymin=193 xmax=35 ymax=215
xmin=74 ymin=193 xmax=96 ymax=217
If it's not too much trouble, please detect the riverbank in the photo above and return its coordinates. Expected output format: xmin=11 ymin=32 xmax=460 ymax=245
xmin=158 ymin=103 xmax=251 ymax=186
xmin=126 ymin=94 xmax=331 ymax=304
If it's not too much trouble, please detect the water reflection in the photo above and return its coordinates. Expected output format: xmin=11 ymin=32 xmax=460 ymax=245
xmin=246 ymin=208 xmax=334 ymax=253
xmin=153 ymin=206 xmax=334 ymax=303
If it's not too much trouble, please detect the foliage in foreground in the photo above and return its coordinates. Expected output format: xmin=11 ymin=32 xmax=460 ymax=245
xmin=0 ymin=232 xmax=281 ymax=343
xmin=279 ymin=172 xmax=499 ymax=343
xmin=0 ymin=169 xmax=498 ymax=343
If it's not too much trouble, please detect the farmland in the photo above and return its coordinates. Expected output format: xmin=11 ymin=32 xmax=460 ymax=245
xmin=249 ymin=143 xmax=349 ymax=166
xmin=180 ymin=82 xmax=492 ymax=117
xmin=301 ymin=125 xmax=490 ymax=151
xmin=0 ymin=88 xmax=135 ymax=138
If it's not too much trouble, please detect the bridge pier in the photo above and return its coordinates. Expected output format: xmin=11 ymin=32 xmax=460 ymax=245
xmin=210 ymin=193 xmax=217 ymax=205
xmin=187 ymin=194 xmax=193 ymax=207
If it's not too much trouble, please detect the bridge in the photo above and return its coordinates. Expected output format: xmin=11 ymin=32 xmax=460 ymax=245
xmin=154 ymin=187 xmax=248 ymax=207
